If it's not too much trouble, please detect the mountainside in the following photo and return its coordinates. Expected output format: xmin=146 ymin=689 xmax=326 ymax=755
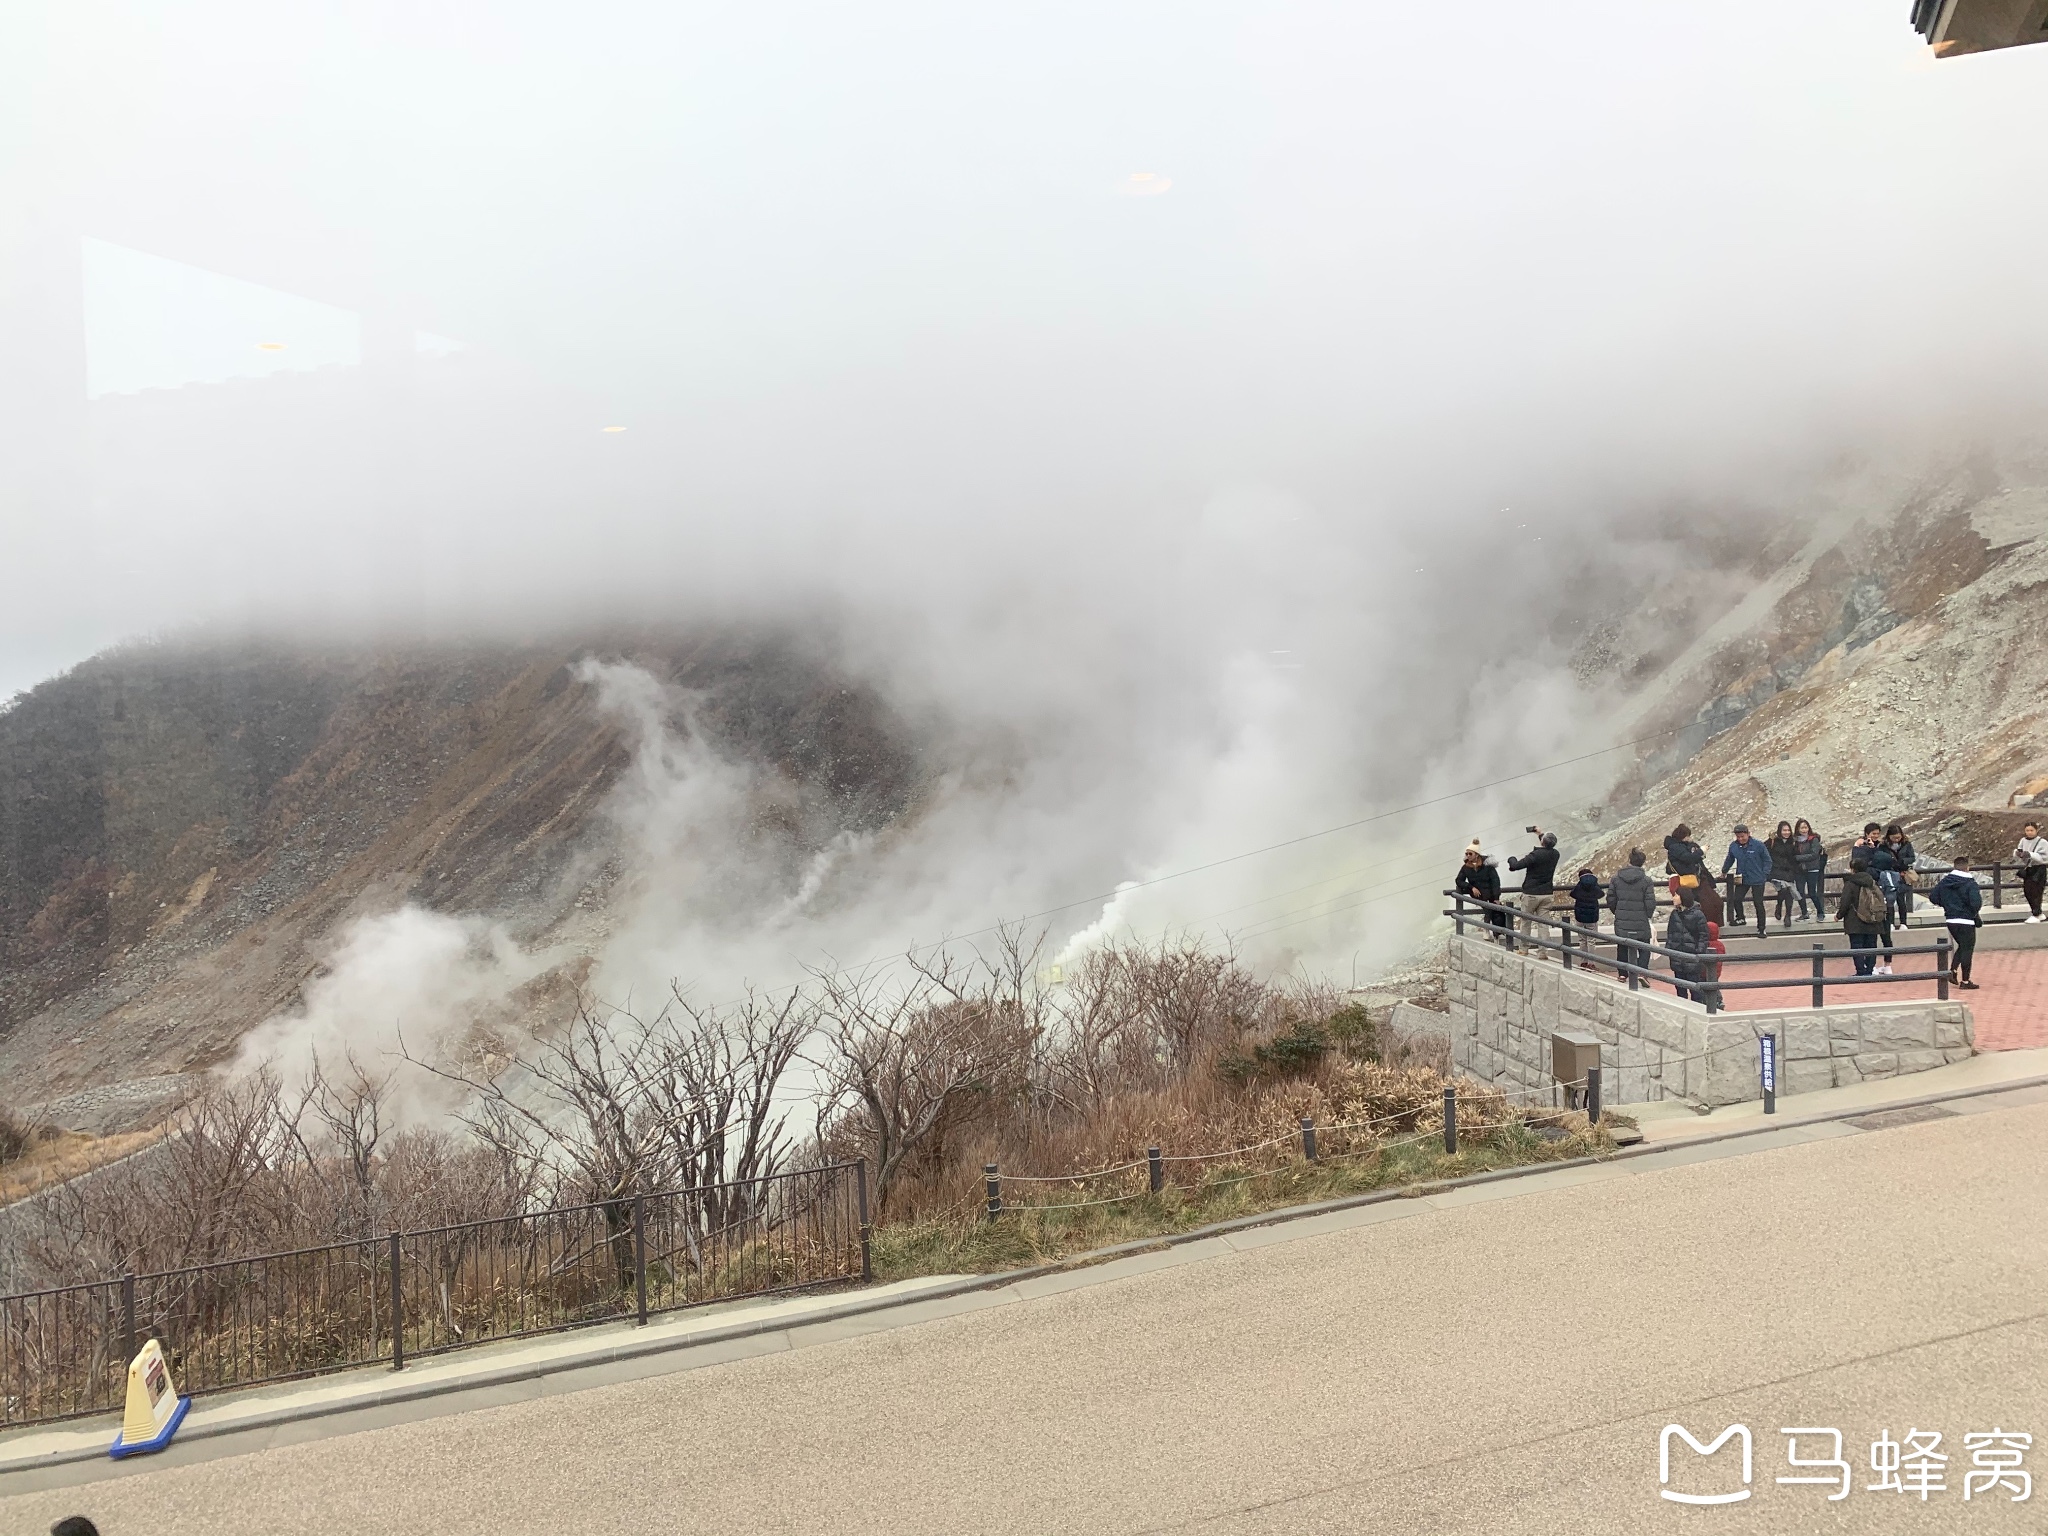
xmin=1584 ymin=451 xmax=2048 ymax=867
xmin=0 ymin=632 xmax=920 ymax=1124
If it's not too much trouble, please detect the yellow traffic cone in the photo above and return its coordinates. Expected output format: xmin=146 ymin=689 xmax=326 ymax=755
xmin=108 ymin=1339 xmax=189 ymax=1459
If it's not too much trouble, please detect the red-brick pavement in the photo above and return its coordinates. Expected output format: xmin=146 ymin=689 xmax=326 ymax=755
xmin=1705 ymin=940 xmax=2048 ymax=1050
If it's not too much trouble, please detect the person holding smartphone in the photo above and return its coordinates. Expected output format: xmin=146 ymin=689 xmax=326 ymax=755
xmin=1506 ymin=826 xmax=1561 ymax=953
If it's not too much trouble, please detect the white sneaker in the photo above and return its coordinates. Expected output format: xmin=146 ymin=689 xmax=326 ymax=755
xmin=1875 ymin=963 xmax=1892 ymax=976
xmin=2028 ymin=915 xmax=2044 ymax=924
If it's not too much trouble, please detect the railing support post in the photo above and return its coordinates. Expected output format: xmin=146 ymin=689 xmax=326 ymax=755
xmin=983 ymin=1163 xmax=1003 ymax=1221
xmin=1442 ymin=1086 xmax=1458 ymax=1155
xmin=1561 ymin=920 xmax=1574 ymax=971
xmin=1812 ymin=943 xmax=1825 ymax=1009
xmin=1587 ymin=1065 xmax=1602 ymax=1126
xmin=1300 ymin=1116 xmax=1317 ymax=1162
xmin=388 ymin=1231 xmax=404 ymax=1372
xmin=633 ymin=1193 xmax=649 ymax=1325
xmin=855 ymin=1160 xmax=874 ymax=1283
xmin=1993 ymin=864 xmax=2004 ymax=909
xmin=1937 ymin=934 xmax=1951 ymax=1000
xmin=120 ymin=1272 xmax=136 ymax=1366
xmin=1147 ymin=1146 xmax=1164 ymax=1194
xmin=1452 ymin=894 xmax=1466 ymax=937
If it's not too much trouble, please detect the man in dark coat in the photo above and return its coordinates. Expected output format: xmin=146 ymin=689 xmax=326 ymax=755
xmin=1928 ymin=866 xmax=1983 ymax=989
xmin=1606 ymin=848 xmax=1659 ymax=978
xmin=1836 ymin=855 xmax=1889 ymax=976
xmin=1720 ymin=824 xmax=1773 ymax=935
xmin=1506 ymin=829 xmax=1561 ymax=954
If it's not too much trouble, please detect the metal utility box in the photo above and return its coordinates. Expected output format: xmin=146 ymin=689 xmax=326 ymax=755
xmin=1551 ymin=1030 xmax=1603 ymax=1089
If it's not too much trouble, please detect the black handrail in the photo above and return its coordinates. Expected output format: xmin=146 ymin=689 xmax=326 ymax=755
xmin=1443 ymin=892 xmax=1957 ymax=1013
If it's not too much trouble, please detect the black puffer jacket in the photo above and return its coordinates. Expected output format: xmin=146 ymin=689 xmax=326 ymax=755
xmin=1766 ymin=834 xmax=1799 ymax=881
xmin=1836 ymin=869 xmax=1889 ymax=936
xmin=1664 ymin=903 xmax=1711 ymax=957
xmin=1663 ymin=836 xmax=1705 ymax=878
xmin=1456 ymin=861 xmax=1501 ymax=905
xmin=1792 ymin=832 xmax=1826 ymax=874
xmin=1606 ymin=864 xmax=1659 ymax=939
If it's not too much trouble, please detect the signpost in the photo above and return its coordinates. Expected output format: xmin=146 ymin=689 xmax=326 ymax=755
xmin=1760 ymin=1033 xmax=1777 ymax=1116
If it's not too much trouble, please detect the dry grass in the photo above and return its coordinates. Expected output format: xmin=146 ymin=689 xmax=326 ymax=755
xmin=871 ymin=1111 xmax=1613 ymax=1280
xmin=0 ymin=1123 xmax=163 ymax=1208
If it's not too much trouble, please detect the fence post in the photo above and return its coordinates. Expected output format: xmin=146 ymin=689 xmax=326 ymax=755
xmin=855 ymin=1160 xmax=874 ymax=1283
xmin=1300 ymin=1116 xmax=1317 ymax=1162
xmin=388 ymin=1231 xmax=404 ymax=1372
xmin=633 ymin=1193 xmax=649 ymax=1325
xmin=1442 ymin=1086 xmax=1458 ymax=1155
xmin=1937 ymin=934 xmax=1951 ymax=1000
xmin=1811 ymin=943 xmax=1825 ymax=1010
xmin=1761 ymin=1033 xmax=1777 ymax=1116
xmin=983 ymin=1163 xmax=1003 ymax=1221
xmin=1147 ymin=1146 xmax=1164 ymax=1194
xmin=1452 ymin=893 xmax=1466 ymax=937
xmin=1560 ymin=920 xmax=1574 ymax=971
xmin=1994 ymin=864 xmax=2004 ymax=909
xmin=1586 ymin=1065 xmax=1602 ymax=1126
xmin=120 ymin=1272 xmax=136 ymax=1366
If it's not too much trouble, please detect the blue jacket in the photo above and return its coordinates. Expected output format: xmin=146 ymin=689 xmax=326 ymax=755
xmin=1721 ymin=838 xmax=1771 ymax=887
xmin=1928 ymin=871 xmax=1982 ymax=926
xmin=1570 ymin=873 xmax=1603 ymax=922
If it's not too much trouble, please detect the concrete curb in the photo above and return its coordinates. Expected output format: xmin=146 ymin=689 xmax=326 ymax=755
xmin=6 ymin=1068 xmax=2043 ymax=1478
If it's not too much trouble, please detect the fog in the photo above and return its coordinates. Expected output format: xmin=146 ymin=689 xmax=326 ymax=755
xmin=8 ymin=2 xmax=2048 ymax=1007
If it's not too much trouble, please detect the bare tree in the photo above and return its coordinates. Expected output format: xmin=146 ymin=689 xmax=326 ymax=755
xmin=811 ymin=929 xmax=1042 ymax=1218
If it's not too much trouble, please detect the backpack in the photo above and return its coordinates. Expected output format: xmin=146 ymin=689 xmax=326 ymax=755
xmin=1853 ymin=880 xmax=1888 ymax=926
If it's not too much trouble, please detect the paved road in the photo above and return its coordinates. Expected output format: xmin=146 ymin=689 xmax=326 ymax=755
xmin=7 ymin=1096 xmax=2046 ymax=1534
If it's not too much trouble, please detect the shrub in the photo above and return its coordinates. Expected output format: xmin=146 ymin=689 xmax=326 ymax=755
xmin=1217 ymin=1019 xmax=1330 ymax=1086
xmin=0 ymin=1105 xmax=29 ymax=1165
xmin=1325 ymin=1002 xmax=1379 ymax=1061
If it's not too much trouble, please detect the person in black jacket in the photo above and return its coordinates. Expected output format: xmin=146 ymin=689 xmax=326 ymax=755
xmin=1882 ymin=824 xmax=1918 ymax=927
xmin=1791 ymin=818 xmax=1825 ymax=921
xmin=1663 ymin=823 xmax=1705 ymax=897
xmin=1607 ymin=848 xmax=1659 ymax=977
xmin=1765 ymin=821 xmax=1799 ymax=926
xmin=1569 ymin=868 xmax=1603 ymax=926
xmin=1837 ymin=855 xmax=1889 ymax=976
xmin=1506 ymin=829 xmax=1561 ymax=953
xmin=1457 ymin=845 xmax=1509 ymax=945
xmin=1864 ymin=828 xmax=1901 ymax=974
xmin=1664 ymin=887 xmax=1713 ymax=1005
xmin=1928 ymin=867 xmax=1983 ymax=988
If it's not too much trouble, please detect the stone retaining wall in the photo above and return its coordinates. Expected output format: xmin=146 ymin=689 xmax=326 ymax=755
xmin=1445 ymin=933 xmax=1974 ymax=1107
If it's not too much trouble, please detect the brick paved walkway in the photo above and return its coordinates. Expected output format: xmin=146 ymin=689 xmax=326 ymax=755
xmin=1707 ymin=946 xmax=2048 ymax=1050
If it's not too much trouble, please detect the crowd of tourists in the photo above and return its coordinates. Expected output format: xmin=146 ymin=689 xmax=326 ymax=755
xmin=1455 ymin=816 xmax=2048 ymax=998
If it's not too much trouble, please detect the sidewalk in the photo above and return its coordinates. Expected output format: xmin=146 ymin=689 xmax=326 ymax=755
xmin=1622 ymin=1043 xmax=2048 ymax=1142
xmin=7 ymin=1049 xmax=2044 ymax=1487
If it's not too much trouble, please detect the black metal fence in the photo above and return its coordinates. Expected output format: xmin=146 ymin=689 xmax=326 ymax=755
xmin=1525 ymin=861 xmax=2036 ymax=921
xmin=1447 ymin=893 xmax=1958 ymax=1012
xmin=0 ymin=1161 xmax=869 ymax=1430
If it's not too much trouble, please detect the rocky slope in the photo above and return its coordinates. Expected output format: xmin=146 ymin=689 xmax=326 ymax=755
xmin=0 ymin=631 xmax=919 ymax=1124
xmin=1583 ymin=449 xmax=2048 ymax=870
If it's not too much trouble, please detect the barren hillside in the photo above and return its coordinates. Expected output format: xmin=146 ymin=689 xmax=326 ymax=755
xmin=1585 ymin=450 xmax=2048 ymax=868
xmin=0 ymin=632 xmax=920 ymax=1125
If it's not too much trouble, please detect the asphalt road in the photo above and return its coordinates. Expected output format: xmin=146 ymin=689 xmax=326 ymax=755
xmin=7 ymin=1098 xmax=2046 ymax=1534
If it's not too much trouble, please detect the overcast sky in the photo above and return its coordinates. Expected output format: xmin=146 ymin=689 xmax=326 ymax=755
xmin=4 ymin=1 xmax=2047 ymax=705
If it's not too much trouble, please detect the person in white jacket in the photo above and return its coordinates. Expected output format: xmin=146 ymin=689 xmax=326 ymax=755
xmin=2016 ymin=821 xmax=2048 ymax=922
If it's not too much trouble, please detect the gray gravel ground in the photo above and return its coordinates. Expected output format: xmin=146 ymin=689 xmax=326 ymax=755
xmin=6 ymin=1099 xmax=2046 ymax=1535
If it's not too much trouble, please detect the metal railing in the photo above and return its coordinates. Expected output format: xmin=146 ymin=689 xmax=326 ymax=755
xmin=0 ymin=1161 xmax=869 ymax=1430
xmin=1445 ymin=893 xmax=1958 ymax=1013
xmin=1518 ymin=861 xmax=2037 ymax=922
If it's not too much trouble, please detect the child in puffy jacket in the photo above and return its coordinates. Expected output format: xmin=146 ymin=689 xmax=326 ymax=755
xmin=1570 ymin=869 xmax=1603 ymax=926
